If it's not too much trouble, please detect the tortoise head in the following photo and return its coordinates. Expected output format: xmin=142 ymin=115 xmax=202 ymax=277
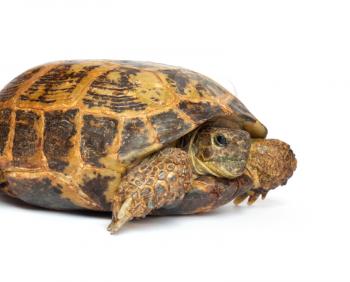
xmin=189 ymin=126 xmax=297 ymax=190
xmin=189 ymin=126 xmax=251 ymax=179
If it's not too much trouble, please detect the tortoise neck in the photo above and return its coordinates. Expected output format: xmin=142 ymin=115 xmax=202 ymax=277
xmin=188 ymin=128 xmax=204 ymax=175
xmin=187 ymin=127 xmax=220 ymax=177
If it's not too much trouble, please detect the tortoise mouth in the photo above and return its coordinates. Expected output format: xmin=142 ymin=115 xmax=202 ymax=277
xmin=204 ymin=160 xmax=246 ymax=179
xmin=191 ymin=156 xmax=245 ymax=179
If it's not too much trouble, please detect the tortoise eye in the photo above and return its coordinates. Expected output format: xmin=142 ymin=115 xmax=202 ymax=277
xmin=214 ymin=134 xmax=228 ymax=147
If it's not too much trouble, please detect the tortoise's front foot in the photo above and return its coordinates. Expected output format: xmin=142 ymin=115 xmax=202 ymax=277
xmin=108 ymin=147 xmax=192 ymax=234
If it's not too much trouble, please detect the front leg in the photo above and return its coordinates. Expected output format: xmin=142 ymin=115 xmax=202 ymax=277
xmin=107 ymin=148 xmax=192 ymax=234
xmin=152 ymin=174 xmax=253 ymax=216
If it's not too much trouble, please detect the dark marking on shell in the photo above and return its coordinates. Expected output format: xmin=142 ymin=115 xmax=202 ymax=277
xmin=6 ymin=177 xmax=80 ymax=210
xmin=12 ymin=110 xmax=40 ymax=167
xmin=203 ymin=78 xmax=228 ymax=97
xmin=195 ymin=83 xmax=206 ymax=97
xmin=80 ymin=174 xmax=114 ymax=211
xmin=83 ymin=92 xmax=147 ymax=112
xmin=150 ymin=110 xmax=192 ymax=144
xmin=185 ymin=70 xmax=228 ymax=97
xmin=88 ymin=67 xmax=139 ymax=91
xmin=44 ymin=109 xmax=78 ymax=172
xmin=179 ymin=100 xmax=223 ymax=123
xmin=118 ymin=67 xmax=140 ymax=89
xmin=118 ymin=118 xmax=151 ymax=160
xmin=81 ymin=115 xmax=118 ymax=167
xmin=161 ymin=69 xmax=189 ymax=95
xmin=227 ymin=97 xmax=256 ymax=122
xmin=0 ymin=67 xmax=41 ymax=102
xmin=0 ymin=109 xmax=11 ymax=155
xmin=20 ymin=64 xmax=98 ymax=104
xmin=83 ymin=67 xmax=147 ymax=113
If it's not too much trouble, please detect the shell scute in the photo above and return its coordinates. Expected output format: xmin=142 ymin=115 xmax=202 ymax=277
xmin=82 ymin=67 xmax=147 ymax=114
xmin=157 ymin=68 xmax=229 ymax=101
xmin=76 ymin=167 xmax=122 ymax=210
xmin=178 ymin=100 xmax=223 ymax=123
xmin=82 ymin=67 xmax=174 ymax=116
xmin=44 ymin=109 xmax=79 ymax=173
xmin=80 ymin=114 xmax=118 ymax=168
xmin=149 ymin=110 xmax=193 ymax=144
xmin=6 ymin=175 xmax=81 ymax=210
xmin=0 ymin=66 xmax=42 ymax=102
xmin=12 ymin=110 xmax=42 ymax=169
xmin=118 ymin=117 xmax=153 ymax=163
xmin=79 ymin=171 xmax=116 ymax=211
xmin=16 ymin=62 xmax=103 ymax=108
xmin=160 ymin=69 xmax=190 ymax=95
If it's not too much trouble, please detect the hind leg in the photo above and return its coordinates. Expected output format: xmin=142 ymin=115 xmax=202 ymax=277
xmin=108 ymin=147 xmax=193 ymax=234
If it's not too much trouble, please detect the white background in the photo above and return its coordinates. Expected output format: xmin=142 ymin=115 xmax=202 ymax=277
xmin=0 ymin=1 xmax=349 ymax=281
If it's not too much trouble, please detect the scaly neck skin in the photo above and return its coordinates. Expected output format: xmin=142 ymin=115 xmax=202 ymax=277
xmin=187 ymin=129 xmax=208 ymax=176
xmin=190 ymin=150 xmax=220 ymax=177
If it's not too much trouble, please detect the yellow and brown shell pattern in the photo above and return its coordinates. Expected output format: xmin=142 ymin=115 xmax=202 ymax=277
xmin=0 ymin=60 xmax=267 ymax=211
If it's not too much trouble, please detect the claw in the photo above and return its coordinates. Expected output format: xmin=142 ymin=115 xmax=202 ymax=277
xmin=107 ymin=216 xmax=131 ymax=234
xmin=108 ymin=198 xmax=133 ymax=234
xmin=234 ymin=189 xmax=269 ymax=206
xmin=234 ymin=193 xmax=249 ymax=205
xmin=248 ymin=193 xmax=259 ymax=205
xmin=261 ymin=190 xmax=268 ymax=200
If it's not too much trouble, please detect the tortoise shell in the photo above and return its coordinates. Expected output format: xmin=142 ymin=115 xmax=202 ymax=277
xmin=0 ymin=60 xmax=267 ymax=211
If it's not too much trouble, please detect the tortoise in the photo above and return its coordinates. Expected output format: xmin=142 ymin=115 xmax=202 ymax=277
xmin=0 ymin=60 xmax=297 ymax=233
